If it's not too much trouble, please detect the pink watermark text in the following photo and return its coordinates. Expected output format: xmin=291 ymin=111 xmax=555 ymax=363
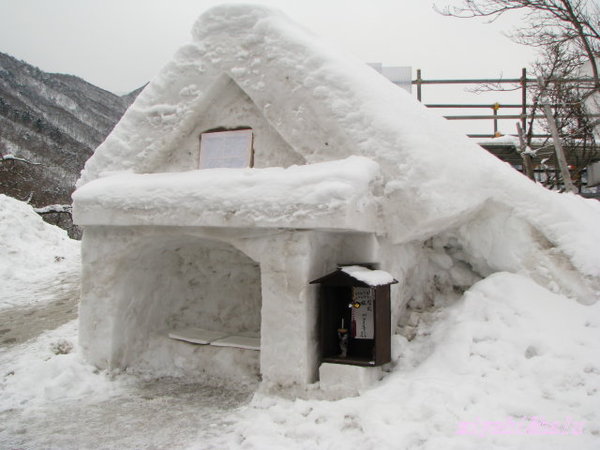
xmin=456 ymin=417 xmax=585 ymax=436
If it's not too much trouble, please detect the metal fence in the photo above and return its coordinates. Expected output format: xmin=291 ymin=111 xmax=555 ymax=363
xmin=411 ymin=68 xmax=599 ymax=139
xmin=409 ymin=69 xmax=600 ymax=193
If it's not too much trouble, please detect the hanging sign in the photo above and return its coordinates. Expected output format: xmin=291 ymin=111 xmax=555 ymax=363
xmin=351 ymin=287 xmax=374 ymax=339
xmin=199 ymin=129 xmax=253 ymax=169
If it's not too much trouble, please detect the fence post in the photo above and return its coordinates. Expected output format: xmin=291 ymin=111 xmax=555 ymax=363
xmin=516 ymin=122 xmax=535 ymax=180
xmin=492 ymin=102 xmax=500 ymax=136
xmin=416 ymin=69 xmax=422 ymax=102
xmin=521 ymin=68 xmax=527 ymax=137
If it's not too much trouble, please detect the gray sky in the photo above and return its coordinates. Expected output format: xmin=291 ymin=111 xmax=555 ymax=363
xmin=0 ymin=0 xmax=536 ymax=94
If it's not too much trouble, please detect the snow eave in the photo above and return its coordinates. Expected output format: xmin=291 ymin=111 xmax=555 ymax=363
xmin=72 ymin=159 xmax=382 ymax=233
xmin=72 ymin=203 xmax=379 ymax=233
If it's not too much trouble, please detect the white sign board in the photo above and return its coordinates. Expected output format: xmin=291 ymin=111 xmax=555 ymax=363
xmin=351 ymin=287 xmax=374 ymax=340
xmin=199 ymin=129 xmax=253 ymax=169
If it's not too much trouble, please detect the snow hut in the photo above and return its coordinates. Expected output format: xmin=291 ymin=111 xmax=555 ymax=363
xmin=73 ymin=5 xmax=600 ymax=390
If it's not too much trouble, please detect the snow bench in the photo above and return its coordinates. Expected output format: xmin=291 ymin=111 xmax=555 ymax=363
xmin=168 ymin=327 xmax=260 ymax=351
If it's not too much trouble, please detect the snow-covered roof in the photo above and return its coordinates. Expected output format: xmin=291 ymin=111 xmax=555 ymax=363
xmin=73 ymin=4 xmax=600 ymax=284
xmin=73 ymin=156 xmax=380 ymax=231
xmin=75 ymin=5 xmax=509 ymax=239
xmin=340 ymin=265 xmax=397 ymax=286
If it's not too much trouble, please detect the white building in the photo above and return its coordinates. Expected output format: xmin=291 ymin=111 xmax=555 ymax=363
xmin=72 ymin=5 xmax=600 ymax=391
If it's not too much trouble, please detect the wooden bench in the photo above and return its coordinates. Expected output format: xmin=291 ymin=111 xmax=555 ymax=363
xmin=168 ymin=327 xmax=260 ymax=351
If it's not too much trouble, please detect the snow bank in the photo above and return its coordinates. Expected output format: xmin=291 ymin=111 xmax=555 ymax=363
xmin=0 ymin=320 xmax=125 ymax=411
xmin=3 ymin=232 xmax=595 ymax=444
xmin=0 ymin=194 xmax=80 ymax=310
xmin=217 ymin=273 xmax=600 ymax=449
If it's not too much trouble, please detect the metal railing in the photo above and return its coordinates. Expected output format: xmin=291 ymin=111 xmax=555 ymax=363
xmin=411 ymin=68 xmax=599 ymax=139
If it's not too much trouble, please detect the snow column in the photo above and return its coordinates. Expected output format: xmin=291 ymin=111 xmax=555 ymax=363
xmin=239 ymin=230 xmax=321 ymax=386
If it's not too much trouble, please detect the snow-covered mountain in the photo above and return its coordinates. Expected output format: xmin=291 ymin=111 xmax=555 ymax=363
xmin=0 ymin=51 xmax=142 ymax=236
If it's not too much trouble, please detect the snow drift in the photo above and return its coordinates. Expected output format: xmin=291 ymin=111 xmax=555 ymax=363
xmin=0 ymin=194 xmax=80 ymax=310
xmin=218 ymin=272 xmax=600 ymax=449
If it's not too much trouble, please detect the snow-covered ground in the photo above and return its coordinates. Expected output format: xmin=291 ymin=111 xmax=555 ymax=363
xmin=0 ymin=321 xmax=253 ymax=449
xmin=1 ymin=194 xmax=599 ymax=448
xmin=224 ymin=273 xmax=600 ymax=449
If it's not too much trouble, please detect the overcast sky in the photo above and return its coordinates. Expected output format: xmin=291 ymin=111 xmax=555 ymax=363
xmin=0 ymin=0 xmax=537 ymax=94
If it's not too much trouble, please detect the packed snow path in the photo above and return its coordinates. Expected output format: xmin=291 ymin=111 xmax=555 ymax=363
xmin=0 ymin=262 xmax=254 ymax=449
xmin=0 ymin=376 xmax=253 ymax=449
xmin=0 ymin=271 xmax=79 ymax=347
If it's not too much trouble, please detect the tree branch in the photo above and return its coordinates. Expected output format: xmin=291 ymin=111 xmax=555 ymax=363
xmin=1 ymin=153 xmax=42 ymax=165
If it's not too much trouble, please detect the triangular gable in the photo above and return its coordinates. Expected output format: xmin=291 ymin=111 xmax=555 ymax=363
xmin=77 ymin=5 xmax=499 ymax=192
xmin=152 ymin=74 xmax=305 ymax=173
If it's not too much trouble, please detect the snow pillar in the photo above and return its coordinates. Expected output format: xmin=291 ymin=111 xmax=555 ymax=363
xmin=78 ymin=227 xmax=128 ymax=368
xmin=249 ymin=231 xmax=321 ymax=386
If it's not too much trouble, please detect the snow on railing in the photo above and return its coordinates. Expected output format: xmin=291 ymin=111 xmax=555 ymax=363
xmin=1 ymin=154 xmax=42 ymax=165
xmin=34 ymin=204 xmax=72 ymax=214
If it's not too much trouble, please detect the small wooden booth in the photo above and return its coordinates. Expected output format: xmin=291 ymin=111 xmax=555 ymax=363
xmin=310 ymin=265 xmax=397 ymax=367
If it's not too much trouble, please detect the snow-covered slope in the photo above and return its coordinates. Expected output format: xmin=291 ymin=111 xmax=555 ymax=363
xmin=0 ymin=194 xmax=80 ymax=310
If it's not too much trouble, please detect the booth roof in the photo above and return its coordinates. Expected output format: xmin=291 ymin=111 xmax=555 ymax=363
xmin=310 ymin=265 xmax=397 ymax=287
xmin=340 ymin=265 xmax=397 ymax=286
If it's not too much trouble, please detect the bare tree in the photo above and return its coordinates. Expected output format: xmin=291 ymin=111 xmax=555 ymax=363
xmin=438 ymin=0 xmax=600 ymax=191
xmin=438 ymin=0 xmax=600 ymax=87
